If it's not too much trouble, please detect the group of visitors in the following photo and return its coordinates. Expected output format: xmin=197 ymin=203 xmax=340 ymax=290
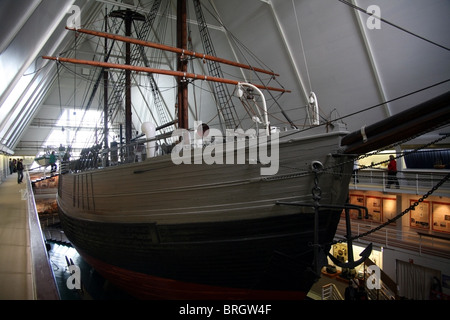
xmin=8 ymin=158 xmax=24 ymax=184
xmin=8 ymin=151 xmax=57 ymax=184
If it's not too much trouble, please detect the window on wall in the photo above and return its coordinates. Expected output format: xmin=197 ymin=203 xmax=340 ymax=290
xmin=348 ymin=192 xmax=397 ymax=225
xmin=347 ymin=193 xmax=450 ymax=235
xmin=408 ymin=199 xmax=450 ymax=234
xmin=431 ymin=202 xmax=450 ymax=234
xmin=382 ymin=198 xmax=397 ymax=223
xmin=366 ymin=196 xmax=382 ymax=222
xmin=410 ymin=200 xmax=430 ymax=230
xmin=348 ymin=194 xmax=365 ymax=219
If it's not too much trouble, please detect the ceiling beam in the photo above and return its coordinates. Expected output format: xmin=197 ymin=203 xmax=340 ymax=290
xmin=0 ymin=0 xmax=76 ymax=110
xmin=350 ymin=0 xmax=392 ymax=118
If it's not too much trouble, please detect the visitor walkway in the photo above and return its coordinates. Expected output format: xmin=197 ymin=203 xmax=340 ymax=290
xmin=0 ymin=172 xmax=59 ymax=299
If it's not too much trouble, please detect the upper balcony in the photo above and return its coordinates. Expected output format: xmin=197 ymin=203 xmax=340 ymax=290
xmin=343 ymin=167 xmax=450 ymax=260
xmin=350 ymin=168 xmax=450 ymax=197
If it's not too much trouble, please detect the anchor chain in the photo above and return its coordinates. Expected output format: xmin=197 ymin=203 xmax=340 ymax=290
xmin=311 ymin=161 xmax=324 ymax=275
xmin=311 ymin=161 xmax=323 ymax=204
xmin=276 ymin=160 xmax=373 ymax=271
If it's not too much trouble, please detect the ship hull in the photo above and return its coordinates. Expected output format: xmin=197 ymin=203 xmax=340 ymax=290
xmin=76 ymin=249 xmax=307 ymax=300
xmin=57 ymin=127 xmax=353 ymax=299
xmin=59 ymin=208 xmax=341 ymax=299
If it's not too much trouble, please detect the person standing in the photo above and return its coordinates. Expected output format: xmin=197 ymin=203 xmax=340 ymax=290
xmin=9 ymin=158 xmax=14 ymax=174
xmin=386 ymin=155 xmax=399 ymax=188
xmin=345 ymin=279 xmax=357 ymax=301
xmin=49 ymin=151 xmax=57 ymax=173
xmin=16 ymin=159 xmax=24 ymax=184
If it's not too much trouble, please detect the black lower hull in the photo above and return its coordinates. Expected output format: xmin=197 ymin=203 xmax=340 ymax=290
xmin=59 ymin=208 xmax=342 ymax=299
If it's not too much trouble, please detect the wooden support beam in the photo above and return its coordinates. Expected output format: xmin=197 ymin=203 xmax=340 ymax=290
xmin=42 ymin=56 xmax=291 ymax=93
xmin=66 ymin=26 xmax=280 ymax=77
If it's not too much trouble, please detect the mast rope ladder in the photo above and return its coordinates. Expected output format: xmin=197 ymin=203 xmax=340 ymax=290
xmin=193 ymin=0 xmax=238 ymax=130
xmin=105 ymin=8 xmax=149 ymax=139
xmin=133 ymin=0 xmax=175 ymax=135
xmin=100 ymin=0 xmax=168 ymax=148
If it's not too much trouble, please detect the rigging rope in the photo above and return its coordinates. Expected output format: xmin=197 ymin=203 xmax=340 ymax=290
xmin=330 ymin=78 xmax=450 ymax=125
xmin=292 ymin=0 xmax=312 ymax=92
xmin=339 ymin=0 xmax=450 ymax=52
xmin=275 ymin=78 xmax=450 ymax=138
xmin=203 ymin=0 xmax=295 ymax=128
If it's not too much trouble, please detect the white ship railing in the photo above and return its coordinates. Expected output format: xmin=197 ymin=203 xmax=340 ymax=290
xmin=63 ymin=126 xmax=272 ymax=172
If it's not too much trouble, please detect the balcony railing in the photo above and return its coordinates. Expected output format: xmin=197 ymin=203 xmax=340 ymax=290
xmin=321 ymin=283 xmax=344 ymax=300
xmin=351 ymin=168 xmax=450 ymax=197
xmin=335 ymin=220 xmax=450 ymax=260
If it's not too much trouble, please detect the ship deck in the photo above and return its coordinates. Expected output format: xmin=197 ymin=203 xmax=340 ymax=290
xmin=0 ymin=173 xmax=59 ymax=299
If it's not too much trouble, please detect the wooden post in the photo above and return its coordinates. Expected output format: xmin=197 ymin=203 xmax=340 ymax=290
xmin=103 ymin=9 xmax=109 ymax=160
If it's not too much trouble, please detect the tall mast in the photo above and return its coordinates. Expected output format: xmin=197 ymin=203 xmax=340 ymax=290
xmin=110 ymin=9 xmax=145 ymax=144
xmin=103 ymin=9 xmax=109 ymax=155
xmin=177 ymin=0 xmax=189 ymax=129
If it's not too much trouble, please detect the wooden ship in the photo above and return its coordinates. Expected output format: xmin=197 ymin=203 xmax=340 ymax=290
xmin=43 ymin=0 xmax=450 ymax=299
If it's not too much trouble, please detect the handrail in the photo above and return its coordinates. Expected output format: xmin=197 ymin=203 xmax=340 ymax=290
xmin=322 ymin=283 xmax=344 ymax=300
xmin=25 ymin=171 xmax=60 ymax=300
xmin=335 ymin=220 xmax=450 ymax=259
xmin=351 ymin=168 xmax=450 ymax=196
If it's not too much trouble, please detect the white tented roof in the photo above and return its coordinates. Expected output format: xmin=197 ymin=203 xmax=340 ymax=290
xmin=1 ymin=0 xmax=449 ymax=156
